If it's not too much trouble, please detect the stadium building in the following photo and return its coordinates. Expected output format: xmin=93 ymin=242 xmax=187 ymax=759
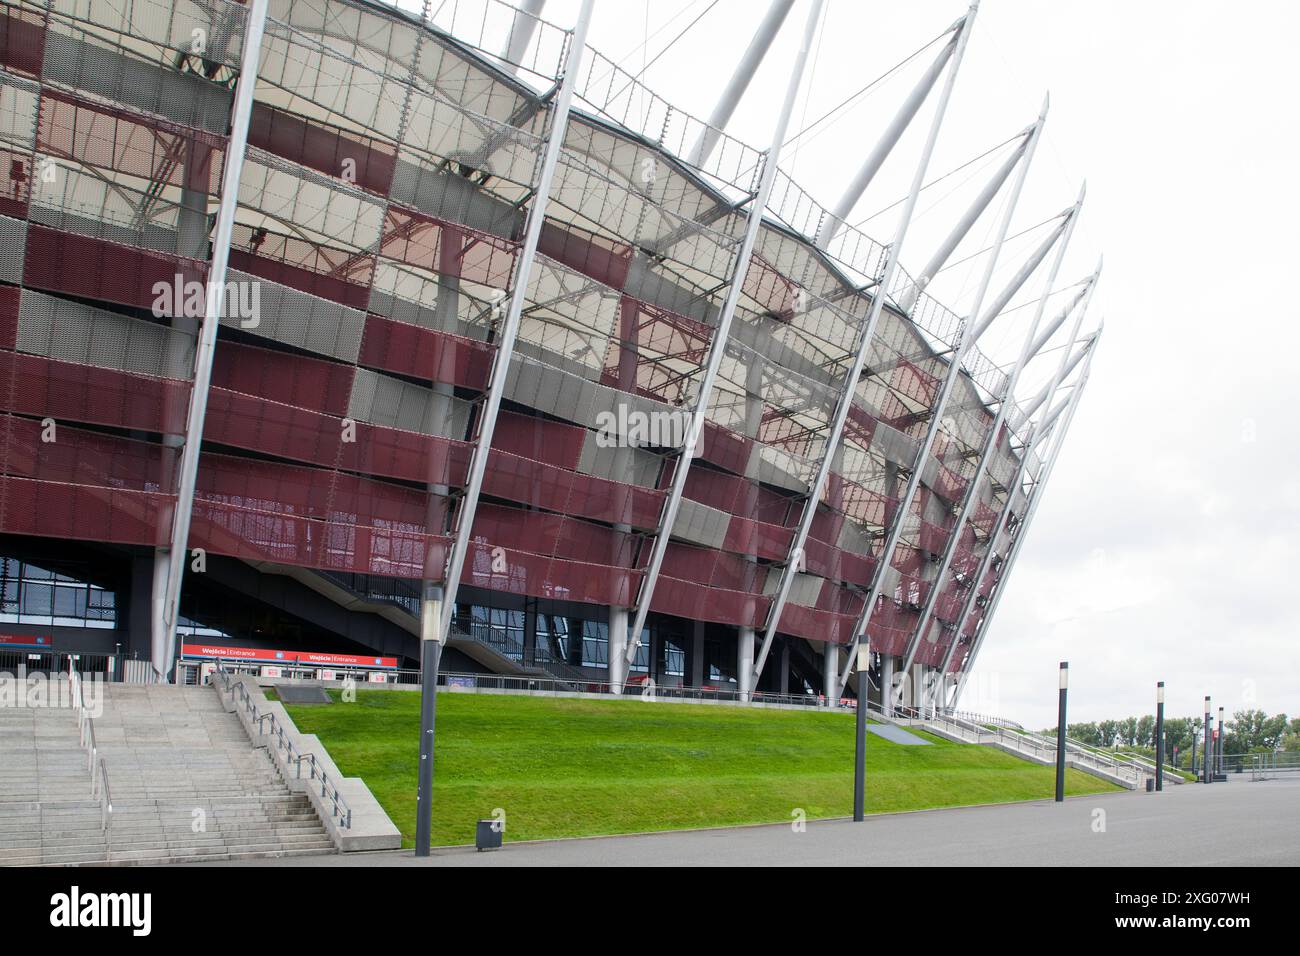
xmin=0 ymin=0 xmax=1099 ymax=712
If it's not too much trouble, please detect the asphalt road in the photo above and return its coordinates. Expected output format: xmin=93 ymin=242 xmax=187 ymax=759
xmin=200 ymin=775 xmax=1300 ymax=867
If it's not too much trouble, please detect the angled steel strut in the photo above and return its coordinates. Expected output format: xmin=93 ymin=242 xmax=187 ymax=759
xmin=934 ymin=264 xmax=1100 ymax=702
xmin=438 ymin=0 xmax=596 ymax=640
xmin=898 ymin=184 xmax=1086 ymax=695
xmin=622 ymin=0 xmax=829 ymax=673
xmin=828 ymin=94 xmax=1052 ymax=700
xmin=949 ymin=336 xmax=1100 ymax=708
xmin=156 ymin=0 xmax=270 ymax=680
xmin=752 ymin=3 xmax=982 ymax=690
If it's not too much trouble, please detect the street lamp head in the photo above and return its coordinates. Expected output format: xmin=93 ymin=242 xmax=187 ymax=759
xmin=856 ymin=641 xmax=870 ymax=673
xmin=1156 ymin=681 xmax=1165 ymax=704
xmin=1058 ymin=661 xmax=1068 ymax=689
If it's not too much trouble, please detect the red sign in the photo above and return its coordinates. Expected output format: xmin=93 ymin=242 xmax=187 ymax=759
xmin=181 ymin=644 xmax=397 ymax=669
xmin=0 ymin=634 xmax=52 ymax=649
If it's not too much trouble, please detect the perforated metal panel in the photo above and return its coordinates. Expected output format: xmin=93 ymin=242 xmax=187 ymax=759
xmin=0 ymin=215 xmax=26 ymax=283
xmin=347 ymin=367 xmax=471 ymax=439
xmin=41 ymin=27 xmax=233 ymax=134
xmin=0 ymin=70 xmax=40 ymax=147
xmin=17 ymin=289 xmax=194 ymax=380
xmin=576 ymin=436 xmax=659 ymax=488
xmin=668 ymin=498 xmax=730 ymax=551
xmin=388 ymin=156 xmax=523 ymax=241
xmin=224 ymin=270 xmax=367 ymax=363
xmin=49 ymin=0 xmax=248 ymax=68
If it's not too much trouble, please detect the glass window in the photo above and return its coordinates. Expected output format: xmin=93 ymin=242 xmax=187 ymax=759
xmin=581 ymin=620 xmax=608 ymax=669
xmin=52 ymin=585 xmax=87 ymax=623
xmin=663 ymin=638 xmax=685 ymax=678
xmin=469 ymin=605 xmax=524 ymax=662
xmin=706 ymin=640 xmax=735 ymax=684
xmin=0 ymin=558 xmax=118 ymax=629
xmin=537 ymin=614 xmax=571 ymax=665
xmin=86 ymin=588 xmax=116 ymax=621
xmin=21 ymin=581 xmax=53 ymax=617
xmin=177 ymin=615 xmax=228 ymax=638
xmin=628 ymin=628 xmax=650 ymax=673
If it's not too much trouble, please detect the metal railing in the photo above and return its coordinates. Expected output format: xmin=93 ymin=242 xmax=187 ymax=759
xmin=1244 ymin=752 xmax=1300 ymax=781
xmin=945 ymin=708 xmax=1024 ymax=731
xmin=68 ymin=662 xmax=112 ymax=835
xmin=215 ymin=667 xmax=353 ymax=830
xmin=224 ymin=661 xmax=862 ymax=711
xmin=910 ymin=709 xmax=1151 ymax=787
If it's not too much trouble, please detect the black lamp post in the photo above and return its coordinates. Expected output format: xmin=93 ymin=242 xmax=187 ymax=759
xmin=1155 ymin=681 xmax=1165 ymax=792
xmin=1202 ymin=696 xmax=1212 ymax=784
xmin=1216 ymin=706 xmax=1225 ymax=778
xmin=1054 ymin=662 xmax=1068 ymax=802
xmin=853 ymin=642 xmax=869 ymax=822
xmin=414 ymin=603 xmax=444 ymax=857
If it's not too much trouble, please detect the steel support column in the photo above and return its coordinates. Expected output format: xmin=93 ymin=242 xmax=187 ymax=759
xmin=750 ymin=5 xmax=980 ymax=689
xmin=948 ymin=340 xmax=1098 ymax=707
xmin=687 ymin=0 xmax=796 ymax=168
xmin=418 ymin=0 xmax=596 ymax=857
xmin=623 ymin=0 xmax=828 ymax=670
xmin=501 ymin=0 xmax=548 ymax=70
xmin=901 ymin=184 xmax=1085 ymax=680
xmin=814 ymin=13 xmax=967 ymax=250
xmin=935 ymin=261 xmax=1101 ymax=698
xmin=899 ymin=125 xmax=1034 ymax=311
xmin=155 ymin=0 xmax=269 ymax=681
xmin=1022 ymin=330 xmax=1095 ymax=420
xmin=829 ymin=96 xmax=1051 ymax=699
xmin=437 ymin=0 xmax=596 ymax=642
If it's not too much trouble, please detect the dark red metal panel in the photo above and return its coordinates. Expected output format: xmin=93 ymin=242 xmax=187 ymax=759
xmin=22 ymin=226 xmax=208 ymax=312
xmin=248 ymin=102 xmax=396 ymax=196
xmin=358 ymin=313 xmax=493 ymax=391
xmin=0 ymin=351 xmax=190 ymax=434
xmin=0 ymin=8 xmax=45 ymax=77
xmin=212 ymin=341 xmax=355 ymax=419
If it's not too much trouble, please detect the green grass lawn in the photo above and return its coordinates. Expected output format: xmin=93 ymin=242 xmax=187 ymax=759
xmin=284 ymin=690 xmax=1119 ymax=848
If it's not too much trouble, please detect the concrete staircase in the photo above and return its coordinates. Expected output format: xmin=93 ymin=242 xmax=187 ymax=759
xmin=0 ymin=682 xmax=337 ymax=866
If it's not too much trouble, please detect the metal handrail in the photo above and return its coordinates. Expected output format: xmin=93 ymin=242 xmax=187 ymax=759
xmin=93 ymin=755 xmax=113 ymax=835
xmin=68 ymin=665 xmax=112 ymax=835
xmin=210 ymin=660 xmax=860 ymax=710
xmin=915 ymin=709 xmax=1150 ymax=784
xmin=215 ymin=667 xmax=353 ymax=830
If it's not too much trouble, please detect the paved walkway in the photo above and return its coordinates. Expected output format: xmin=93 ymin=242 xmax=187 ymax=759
xmin=194 ymin=775 xmax=1300 ymax=867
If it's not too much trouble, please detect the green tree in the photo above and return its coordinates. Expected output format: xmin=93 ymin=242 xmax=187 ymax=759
xmin=1137 ymin=714 xmax=1155 ymax=750
xmin=1226 ymin=710 xmax=1291 ymax=754
xmin=1068 ymin=722 xmax=1101 ymax=747
xmin=1162 ymin=716 xmax=1198 ymax=768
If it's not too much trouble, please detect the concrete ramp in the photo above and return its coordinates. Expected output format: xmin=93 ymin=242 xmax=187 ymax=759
xmin=868 ymin=723 xmax=932 ymax=745
xmin=276 ymin=685 xmax=333 ymax=705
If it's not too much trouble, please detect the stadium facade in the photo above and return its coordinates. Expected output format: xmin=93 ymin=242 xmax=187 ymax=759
xmin=0 ymin=0 xmax=1099 ymax=712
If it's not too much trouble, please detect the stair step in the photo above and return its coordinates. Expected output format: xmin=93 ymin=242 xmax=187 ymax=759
xmin=1 ymin=683 xmax=338 ymax=866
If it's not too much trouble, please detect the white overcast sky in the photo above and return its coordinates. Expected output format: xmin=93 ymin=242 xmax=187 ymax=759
xmin=495 ymin=0 xmax=1300 ymax=727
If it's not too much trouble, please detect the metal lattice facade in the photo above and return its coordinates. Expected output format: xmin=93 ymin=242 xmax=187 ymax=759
xmin=0 ymin=0 xmax=1077 ymax=703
